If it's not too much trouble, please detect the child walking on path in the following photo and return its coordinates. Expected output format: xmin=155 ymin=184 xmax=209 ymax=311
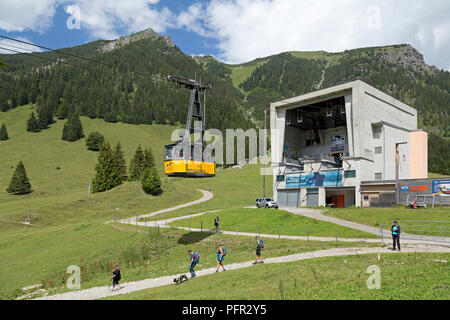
xmin=111 ymin=264 xmax=121 ymax=291
xmin=216 ymin=243 xmax=226 ymax=272
xmin=253 ymin=236 xmax=264 ymax=265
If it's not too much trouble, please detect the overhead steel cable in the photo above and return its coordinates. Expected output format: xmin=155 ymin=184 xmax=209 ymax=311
xmin=0 ymin=45 xmax=106 ymax=73
xmin=0 ymin=34 xmax=171 ymax=83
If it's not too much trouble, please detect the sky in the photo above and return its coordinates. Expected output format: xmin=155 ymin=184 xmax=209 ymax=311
xmin=0 ymin=0 xmax=449 ymax=70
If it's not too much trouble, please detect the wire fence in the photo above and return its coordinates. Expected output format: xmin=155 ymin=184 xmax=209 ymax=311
xmin=112 ymin=211 xmax=450 ymax=244
xmin=175 ymin=218 xmax=349 ymax=243
xmin=379 ymin=220 xmax=450 ymax=243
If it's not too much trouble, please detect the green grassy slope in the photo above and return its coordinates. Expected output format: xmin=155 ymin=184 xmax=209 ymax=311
xmin=323 ymin=207 xmax=450 ymax=229
xmin=106 ymin=252 xmax=450 ymax=300
xmin=171 ymin=208 xmax=377 ymax=239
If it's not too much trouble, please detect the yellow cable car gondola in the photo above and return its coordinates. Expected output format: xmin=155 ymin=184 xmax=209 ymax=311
xmin=164 ymin=75 xmax=215 ymax=177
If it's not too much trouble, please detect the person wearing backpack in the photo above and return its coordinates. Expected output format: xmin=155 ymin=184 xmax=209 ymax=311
xmin=253 ymin=236 xmax=264 ymax=265
xmin=188 ymin=249 xmax=199 ymax=278
xmin=111 ymin=264 xmax=121 ymax=291
xmin=391 ymin=221 xmax=401 ymax=251
xmin=216 ymin=243 xmax=227 ymax=272
xmin=214 ymin=216 xmax=220 ymax=232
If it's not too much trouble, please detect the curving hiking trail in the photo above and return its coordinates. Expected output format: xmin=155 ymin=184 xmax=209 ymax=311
xmin=35 ymin=190 xmax=450 ymax=300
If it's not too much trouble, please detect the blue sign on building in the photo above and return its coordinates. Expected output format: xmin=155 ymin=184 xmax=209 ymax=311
xmin=432 ymin=179 xmax=450 ymax=196
xmin=286 ymin=171 xmax=343 ymax=188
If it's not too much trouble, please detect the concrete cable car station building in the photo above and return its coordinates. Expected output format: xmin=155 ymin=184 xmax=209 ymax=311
xmin=270 ymin=80 xmax=428 ymax=208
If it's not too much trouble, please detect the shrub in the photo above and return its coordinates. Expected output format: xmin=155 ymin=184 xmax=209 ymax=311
xmin=141 ymin=167 xmax=162 ymax=195
xmin=86 ymin=131 xmax=105 ymax=151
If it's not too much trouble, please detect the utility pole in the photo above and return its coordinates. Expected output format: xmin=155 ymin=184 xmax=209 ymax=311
xmin=395 ymin=142 xmax=408 ymax=205
xmin=263 ymin=107 xmax=268 ymax=198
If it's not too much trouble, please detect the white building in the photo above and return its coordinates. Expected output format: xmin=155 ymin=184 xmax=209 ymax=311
xmin=270 ymin=80 xmax=428 ymax=208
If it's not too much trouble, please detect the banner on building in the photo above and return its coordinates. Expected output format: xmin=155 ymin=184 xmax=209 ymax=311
xmin=286 ymin=170 xmax=343 ymax=188
xmin=432 ymin=179 xmax=450 ymax=196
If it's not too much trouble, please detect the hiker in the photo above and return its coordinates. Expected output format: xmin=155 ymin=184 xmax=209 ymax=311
xmin=253 ymin=236 xmax=264 ymax=265
xmin=214 ymin=216 xmax=220 ymax=232
xmin=111 ymin=264 xmax=121 ymax=291
xmin=188 ymin=249 xmax=199 ymax=278
xmin=216 ymin=243 xmax=226 ymax=272
xmin=391 ymin=221 xmax=401 ymax=251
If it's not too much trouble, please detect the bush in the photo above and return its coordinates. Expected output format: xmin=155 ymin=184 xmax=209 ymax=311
xmin=86 ymin=131 xmax=105 ymax=151
xmin=141 ymin=167 xmax=162 ymax=195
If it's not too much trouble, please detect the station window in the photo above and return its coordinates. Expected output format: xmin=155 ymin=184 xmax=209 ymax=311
xmin=375 ymin=147 xmax=382 ymax=154
xmin=344 ymin=170 xmax=356 ymax=178
xmin=375 ymin=173 xmax=383 ymax=180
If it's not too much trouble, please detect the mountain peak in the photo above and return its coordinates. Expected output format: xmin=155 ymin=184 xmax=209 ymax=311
xmin=376 ymin=44 xmax=437 ymax=74
xmin=99 ymin=27 xmax=175 ymax=53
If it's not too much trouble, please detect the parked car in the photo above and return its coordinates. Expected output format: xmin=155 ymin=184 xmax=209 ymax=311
xmin=256 ymin=198 xmax=279 ymax=209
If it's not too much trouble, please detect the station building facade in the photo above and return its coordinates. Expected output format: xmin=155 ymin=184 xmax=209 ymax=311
xmin=270 ymin=80 xmax=428 ymax=208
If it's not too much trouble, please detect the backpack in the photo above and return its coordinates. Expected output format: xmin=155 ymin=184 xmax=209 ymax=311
xmin=193 ymin=252 xmax=200 ymax=264
xmin=222 ymin=247 xmax=227 ymax=256
xmin=259 ymin=239 xmax=264 ymax=249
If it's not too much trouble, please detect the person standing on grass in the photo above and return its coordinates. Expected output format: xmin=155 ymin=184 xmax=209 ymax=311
xmin=216 ymin=243 xmax=226 ymax=272
xmin=214 ymin=216 xmax=220 ymax=232
xmin=188 ymin=249 xmax=198 ymax=278
xmin=391 ymin=221 xmax=401 ymax=251
xmin=111 ymin=264 xmax=121 ymax=291
xmin=253 ymin=236 xmax=264 ymax=265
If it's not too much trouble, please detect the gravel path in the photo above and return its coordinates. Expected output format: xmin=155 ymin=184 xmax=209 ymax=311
xmin=284 ymin=207 xmax=450 ymax=243
xmin=36 ymin=244 xmax=450 ymax=300
xmin=120 ymin=207 xmax=450 ymax=246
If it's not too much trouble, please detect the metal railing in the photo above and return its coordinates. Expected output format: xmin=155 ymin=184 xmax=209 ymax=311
xmin=379 ymin=220 xmax=450 ymax=243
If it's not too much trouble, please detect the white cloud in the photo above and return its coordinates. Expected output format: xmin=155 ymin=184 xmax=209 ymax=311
xmin=183 ymin=0 xmax=450 ymax=70
xmin=0 ymin=0 xmax=174 ymax=40
xmin=0 ymin=0 xmax=58 ymax=32
xmin=65 ymin=0 xmax=174 ymax=40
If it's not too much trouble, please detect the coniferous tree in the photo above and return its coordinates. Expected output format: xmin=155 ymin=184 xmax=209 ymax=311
xmin=62 ymin=114 xmax=84 ymax=142
xmin=143 ymin=147 xmax=155 ymax=169
xmin=141 ymin=167 xmax=162 ymax=195
xmin=86 ymin=131 xmax=105 ymax=151
xmin=0 ymin=123 xmax=9 ymax=140
xmin=129 ymin=145 xmax=145 ymax=181
xmin=114 ymin=141 xmax=128 ymax=182
xmin=26 ymin=112 xmax=41 ymax=132
xmin=56 ymin=100 xmax=69 ymax=119
xmin=6 ymin=161 xmax=32 ymax=195
xmin=92 ymin=142 xmax=121 ymax=193
xmin=37 ymin=104 xmax=54 ymax=129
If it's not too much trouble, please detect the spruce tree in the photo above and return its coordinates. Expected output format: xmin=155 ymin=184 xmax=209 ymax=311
xmin=56 ymin=101 xmax=69 ymax=119
xmin=129 ymin=145 xmax=145 ymax=181
xmin=62 ymin=114 xmax=84 ymax=142
xmin=6 ymin=161 xmax=32 ymax=195
xmin=143 ymin=147 xmax=155 ymax=169
xmin=0 ymin=123 xmax=9 ymax=140
xmin=92 ymin=142 xmax=121 ymax=193
xmin=37 ymin=104 xmax=54 ymax=129
xmin=114 ymin=141 xmax=128 ymax=182
xmin=26 ymin=112 xmax=41 ymax=132
xmin=141 ymin=167 xmax=162 ymax=195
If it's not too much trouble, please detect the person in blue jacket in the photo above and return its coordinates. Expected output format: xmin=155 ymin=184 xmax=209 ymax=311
xmin=391 ymin=221 xmax=401 ymax=251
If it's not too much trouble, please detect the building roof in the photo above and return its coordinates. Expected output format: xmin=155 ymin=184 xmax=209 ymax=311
xmin=270 ymin=80 xmax=416 ymax=116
